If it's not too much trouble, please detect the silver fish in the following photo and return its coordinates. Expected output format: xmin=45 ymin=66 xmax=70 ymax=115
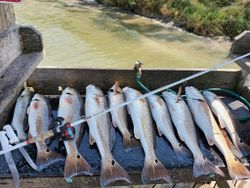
xmin=108 ymin=81 xmax=140 ymax=152
xmin=85 ymin=84 xmax=131 ymax=187
xmin=123 ymin=87 xmax=171 ymax=184
xmin=58 ymin=87 xmax=93 ymax=181
xmin=11 ymin=88 xmax=34 ymax=140
xmin=27 ymin=94 xmax=63 ymax=170
xmin=186 ymin=86 xmax=250 ymax=179
xmin=203 ymin=91 xmax=250 ymax=158
xmin=162 ymin=91 xmax=224 ymax=177
xmin=147 ymin=94 xmax=191 ymax=161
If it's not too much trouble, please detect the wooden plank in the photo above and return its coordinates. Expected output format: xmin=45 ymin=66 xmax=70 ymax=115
xmin=0 ymin=26 xmax=22 ymax=74
xmin=0 ymin=4 xmax=15 ymax=33
xmin=0 ymin=52 xmax=43 ymax=126
xmin=27 ymin=68 xmax=240 ymax=95
xmin=230 ymin=31 xmax=250 ymax=72
xmin=0 ymin=169 xmax=232 ymax=187
xmin=0 ymin=25 xmax=43 ymax=126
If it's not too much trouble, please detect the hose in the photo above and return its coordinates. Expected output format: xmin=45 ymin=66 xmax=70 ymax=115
xmin=135 ymin=72 xmax=250 ymax=122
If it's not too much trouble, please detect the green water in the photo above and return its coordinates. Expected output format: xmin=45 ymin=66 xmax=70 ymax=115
xmin=15 ymin=0 xmax=232 ymax=68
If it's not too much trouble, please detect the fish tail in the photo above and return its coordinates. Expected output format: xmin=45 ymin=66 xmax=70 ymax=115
xmin=173 ymin=144 xmax=192 ymax=162
xmin=193 ymin=157 xmax=225 ymax=177
xmin=142 ymin=157 xmax=172 ymax=184
xmin=64 ymin=152 xmax=93 ymax=180
xmin=123 ymin=134 xmax=141 ymax=152
xmin=227 ymin=157 xmax=250 ymax=179
xmin=100 ymin=158 xmax=131 ymax=187
xmin=36 ymin=146 xmax=64 ymax=170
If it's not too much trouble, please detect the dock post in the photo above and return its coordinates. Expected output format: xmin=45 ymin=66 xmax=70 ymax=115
xmin=230 ymin=31 xmax=250 ymax=101
xmin=0 ymin=4 xmax=15 ymax=33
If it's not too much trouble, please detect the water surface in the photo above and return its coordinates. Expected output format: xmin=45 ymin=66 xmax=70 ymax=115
xmin=15 ymin=0 xmax=232 ymax=68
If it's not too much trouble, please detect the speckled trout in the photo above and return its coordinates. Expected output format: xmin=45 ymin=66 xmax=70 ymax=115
xmin=186 ymin=86 xmax=250 ymax=179
xmin=27 ymin=94 xmax=63 ymax=170
xmin=203 ymin=90 xmax=250 ymax=158
xmin=123 ymin=87 xmax=171 ymax=184
xmin=58 ymin=87 xmax=93 ymax=181
xmin=108 ymin=81 xmax=140 ymax=152
xmin=85 ymin=85 xmax=131 ymax=187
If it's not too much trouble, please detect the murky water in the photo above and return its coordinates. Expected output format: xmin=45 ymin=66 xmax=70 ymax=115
xmin=15 ymin=0 xmax=233 ymax=68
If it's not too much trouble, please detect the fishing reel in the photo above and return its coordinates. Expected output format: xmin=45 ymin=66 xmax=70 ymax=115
xmin=52 ymin=117 xmax=75 ymax=141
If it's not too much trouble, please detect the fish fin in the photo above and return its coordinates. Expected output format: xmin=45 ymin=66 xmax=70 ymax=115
xmin=36 ymin=145 xmax=64 ymax=170
xmin=218 ymin=119 xmax=226 ymax=129
xmin=76 ymin=124 xmax=84 ymax=148
xmin=142 ymin=157 xmax=171 ymax=184
xmin=100 ymin=159 xmax=131 ymax=187
xmin=204 ymin=135 xmax=214 ymax=146
xmin=109 ymin=125 xmax=116 ymax=151
xmin=123 ymin=134 xmax=141 ymax=152
xmin=112 ymin=122 xmax=118 ymax=128
xmin=173 ymin=144 xmax=192 ymax=162
xmin=227 ymin=157 xmax=250 ymax=179
xmin=64 ymin=152 xmax=93 ymax=180
xmin=157 ymin=126 xmax=163 ymax=137
xmin=193 ymin=157 xmax=225 ymax=177
xmin=27 ymin=106 xmax=30 ymax=115
xmin=177 ymin=132 xmax=184 ymax=142
xmin=221 ymin=130 xmax=243 ymax=159
xmin=127 ymin=105 xmax=132 ymax=115
xmin=236 ymin=137 xmax=250 ymax=158
xmin=134 ymin=127 xmax=140 ymax=140
xmin=231 ymin=146 xmax=244 ymax=159
xmin=89 ymin=132 xmax=95 ymax=145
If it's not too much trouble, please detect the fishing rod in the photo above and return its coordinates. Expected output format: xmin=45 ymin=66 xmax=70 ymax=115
xmin=0 ymin=52 xmax=250 ymax=156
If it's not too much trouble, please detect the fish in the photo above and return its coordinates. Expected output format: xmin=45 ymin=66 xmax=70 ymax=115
xmin=147 ymin=94 xmax=191 ymax=162
xmin=11 ymin=88 xmax=34 ymax=140
xmin=107 ymin=81 xmax=140 ymax=152
xmin=123 ymin=87 xmax=171 ymax=184
xmin=186 ymin=86 xmax=250 ymax=179
xmin=203 ymin=91 xmax=250 ymax=158
xmin=162 ymin=91 xmax=224 ymax=178
xmin=85 ymin=84 xmax=131 ymax=187
xmin=27 ymin=94 xmax=63 ymax=170
xmin=58 ymin=87 xmax=93 ymax=181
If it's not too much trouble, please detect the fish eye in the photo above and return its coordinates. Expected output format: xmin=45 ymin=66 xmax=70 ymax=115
xmin=109 ymin=89 xmax=114 ymax=92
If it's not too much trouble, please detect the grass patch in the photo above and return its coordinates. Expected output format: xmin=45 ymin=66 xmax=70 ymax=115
xmin=97 ymin=0 xmax=250 ymax=38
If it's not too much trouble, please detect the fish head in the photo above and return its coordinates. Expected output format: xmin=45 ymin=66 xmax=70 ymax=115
xmin=185 ymin=86 xmax=204 ymax=100
xmin=122 ymin=87 xmax=141 ymax=100
xmin=60 ymin=87 xmax=82 ymax=105
xmin=18 ymin=88 xmax=34 ymax=101
xmin=162 ymin=91 xmax=178 ymax=102
xmin=202 ymin=91 xmax=217 ymax=102
xmin=29 ymin=94 xmax=48 ymax=112
xmin=86 ymin=84 xmax=104 ymax=97
xmin=108 ymin=81 xmax=122 ymax=96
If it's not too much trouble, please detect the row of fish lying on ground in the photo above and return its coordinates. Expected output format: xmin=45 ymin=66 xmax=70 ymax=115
xmin=7 ymin=82 xmax=250 ymax=187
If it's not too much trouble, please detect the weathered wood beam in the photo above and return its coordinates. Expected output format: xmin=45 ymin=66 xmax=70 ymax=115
xmin=230 ymin=31 xmax=250 ymax=73
xmin=0 ymin=4 xmax=15 ymax=33
xmin=230 ymin=31 xmax=250 ymax=100
xmin=27 ymin=68 xmax=240 ymax=95
xmin=0 ymin=26 xmax=43 ymax=126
